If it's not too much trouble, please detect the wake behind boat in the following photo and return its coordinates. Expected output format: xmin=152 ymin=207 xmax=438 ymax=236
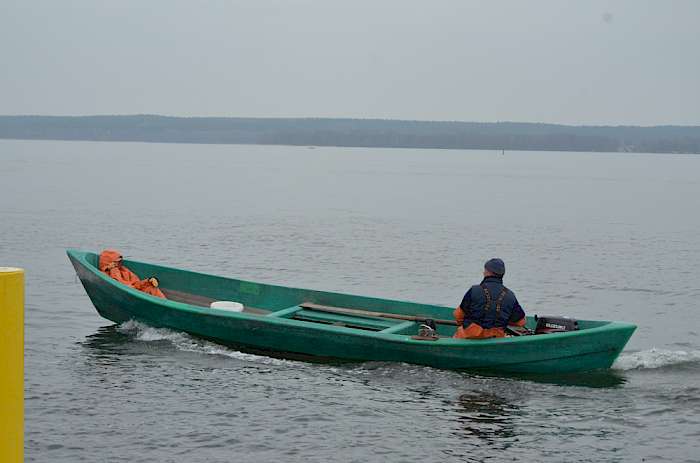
xmin=68 ymin=249 xmax=636 ymax=374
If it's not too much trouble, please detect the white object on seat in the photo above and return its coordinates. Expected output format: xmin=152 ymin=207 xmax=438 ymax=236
xmin=210 ymin=301 xmax=244 ymax=312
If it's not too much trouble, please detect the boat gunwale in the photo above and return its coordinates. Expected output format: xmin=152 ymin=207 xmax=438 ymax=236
xmin=67 ymin=249 xmax=637 ymax=347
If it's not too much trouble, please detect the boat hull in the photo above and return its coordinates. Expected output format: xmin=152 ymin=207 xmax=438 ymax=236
xmin=68 ymin=250 xmax=636 ymax=374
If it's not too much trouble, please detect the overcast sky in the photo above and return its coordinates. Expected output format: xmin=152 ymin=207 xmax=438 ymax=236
xmin=2 ymin=0 xmax=698 ymax=125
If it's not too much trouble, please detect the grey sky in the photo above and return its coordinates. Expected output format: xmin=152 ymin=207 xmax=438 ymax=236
xmin=2 ymin=0 xmax=698 ymax=125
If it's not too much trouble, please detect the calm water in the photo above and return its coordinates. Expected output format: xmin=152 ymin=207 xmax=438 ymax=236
xmin=1 ymin=140 xmax=699 ymax=462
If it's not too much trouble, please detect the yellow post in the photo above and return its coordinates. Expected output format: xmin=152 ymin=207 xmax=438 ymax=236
xmin=0 ymin=267 xmax=24 ymax=463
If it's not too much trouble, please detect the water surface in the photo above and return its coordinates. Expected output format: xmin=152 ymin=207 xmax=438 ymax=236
xmin=1 ymin=140 xmax=699 ymax=462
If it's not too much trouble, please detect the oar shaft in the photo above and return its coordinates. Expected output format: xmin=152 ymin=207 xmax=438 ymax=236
xmin=300 ymin=302 xmax=457 ymax=326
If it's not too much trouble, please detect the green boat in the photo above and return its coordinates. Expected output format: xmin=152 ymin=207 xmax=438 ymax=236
xmin=68 ymin=249 xmax=635 ymax=374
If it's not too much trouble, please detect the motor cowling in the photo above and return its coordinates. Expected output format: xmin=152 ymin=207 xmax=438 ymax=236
xmin=534 ymin=315 xmax=579 ymax=334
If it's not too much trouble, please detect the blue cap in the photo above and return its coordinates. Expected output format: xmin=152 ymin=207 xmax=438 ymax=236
xmin=485 ymin=258 xmax=505 ymax=276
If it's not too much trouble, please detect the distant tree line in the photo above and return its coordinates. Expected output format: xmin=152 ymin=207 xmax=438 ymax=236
xmin=1 ymin=115 xmax=699 ymax=154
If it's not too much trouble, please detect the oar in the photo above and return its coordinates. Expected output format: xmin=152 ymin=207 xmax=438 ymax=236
xmin=300 ymin=302 xmax=457 ymax=326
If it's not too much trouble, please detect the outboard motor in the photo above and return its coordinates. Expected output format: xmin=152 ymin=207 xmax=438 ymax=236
xmin=534 ymin=315 xmax=578 ymax=334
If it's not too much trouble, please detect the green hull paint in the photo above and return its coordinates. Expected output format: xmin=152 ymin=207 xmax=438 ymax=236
xmin=68 ymin=250 xmax=636 ymax=374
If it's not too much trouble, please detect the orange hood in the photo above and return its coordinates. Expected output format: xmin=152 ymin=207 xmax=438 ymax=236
xmin=99 ymin=249 xmax=123 ymax=272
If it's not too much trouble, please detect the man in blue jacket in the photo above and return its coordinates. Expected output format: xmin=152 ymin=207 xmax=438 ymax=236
xmin=453 ymin=258 xmax=527 ymax=339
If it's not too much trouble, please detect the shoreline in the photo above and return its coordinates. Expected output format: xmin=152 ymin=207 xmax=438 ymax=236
xmin=2 ymin=115 xmax=699 ymax=155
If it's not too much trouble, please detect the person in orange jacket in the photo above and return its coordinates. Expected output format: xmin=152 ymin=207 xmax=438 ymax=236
xmin=99 ymin=249 xmax=166 ymax=299
xmin=453 ymin=258 xmax=526 ymax=339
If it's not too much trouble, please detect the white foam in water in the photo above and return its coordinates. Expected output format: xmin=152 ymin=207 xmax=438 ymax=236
xmin=613 ymin=348 xmax=700 ymax=370
xmin=117 ymin=320 xmax=299 ymax=367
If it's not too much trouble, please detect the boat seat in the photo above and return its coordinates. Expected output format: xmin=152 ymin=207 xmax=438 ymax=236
xmin=294 ymin=310 xmax=398 ymax=331
xmin=379 ymin=320 xmax=416 ymax=334
xmin=266 ymin=305 xmax=398 ymax=331
xmin=266 ymin=306 xmax=304 ymax=318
